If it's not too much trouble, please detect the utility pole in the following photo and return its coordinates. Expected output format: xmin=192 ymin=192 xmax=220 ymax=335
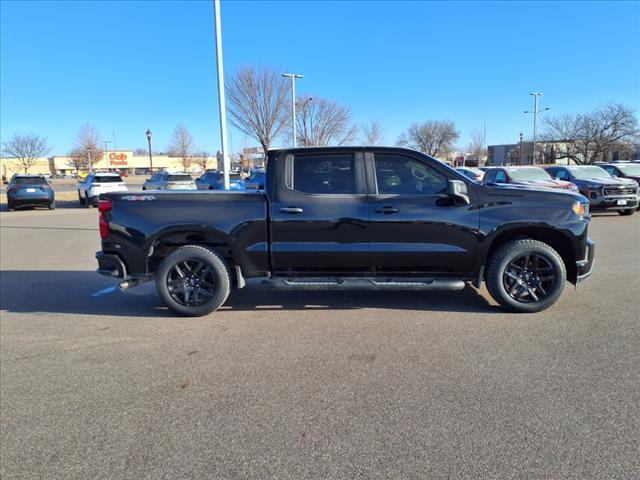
xmin=282 ymin=73 xmax=304 ymax=147
xmin=214 ymin=0 xmax=230 ymax=189
xmin=146 ymin=129 xmax=153 ymax=174
xmin=103 ymin=140 xmax=111 ymax=170
xmin=525 ymin=93 xmax=549 ymax=164
xmin=519 ymin=132 xmax=523 ymax=166
xmin=87 ymin=147 xmax=92 ymax=174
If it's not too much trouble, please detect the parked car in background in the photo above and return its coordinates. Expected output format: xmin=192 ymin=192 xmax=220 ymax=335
xmin=195 ymin=171 xmax=245 ymax=190
xmin=244 ymin=169 xmax=266 ymax=189
xmin=78 ymin=172 xmax=127 ymax=207
xmin=545 ymin=165 xmax=638 ymax=215
xmin=143 ymin=172 xmax=197 ymax=190
xmin=597 ymin=163 xmax=640 ymax=210
xmin=6 ymin=174 xmax=55 ymax=210
xmin=455 ymin=167 xmax=484 ymax=182
xmin=483 ymin=166 xmax=579 ymax=192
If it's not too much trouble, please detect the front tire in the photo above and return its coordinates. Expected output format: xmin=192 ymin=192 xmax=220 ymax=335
xmin=49 ymin=201 xmax=56 ymax=210
xmin=155 ymin=245 xmax=231 ymax=317
xmin=486 ymin=239 xmax=566 ymax=313
xmin=618 ymin=209 xmax=635 ymax=216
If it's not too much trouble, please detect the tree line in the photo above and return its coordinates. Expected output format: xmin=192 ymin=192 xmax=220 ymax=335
xmin=2 ymin=64 xmax=638 ymax=174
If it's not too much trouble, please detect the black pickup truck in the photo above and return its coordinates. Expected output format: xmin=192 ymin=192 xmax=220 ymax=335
xmin=96 ymin=147 xmax=594 ymax=316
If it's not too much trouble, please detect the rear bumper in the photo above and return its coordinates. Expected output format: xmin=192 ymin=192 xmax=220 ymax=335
xmin=96 ymin=252 xmax=127 ymax=278
xmin=8 ymin=195 xmax=53 ymax=207
xmin=576 ymin=238 xmax=595 ymax=284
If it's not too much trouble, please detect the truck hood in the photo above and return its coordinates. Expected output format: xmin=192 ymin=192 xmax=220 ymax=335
xmin=482 ymin=182 xmax=585 ymax=202
xmin=574 ymin=177 xmax=635 ymax=187
xmin=512 ymin=179 xmax=574 ymax=189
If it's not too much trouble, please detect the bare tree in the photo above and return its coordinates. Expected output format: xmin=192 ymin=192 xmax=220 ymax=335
xmin=466 ymin=129 xmax=486 ymax=165
xmin=168 ymin=124 xmax=194 ymax=172
xmin=543 ymin=103 xmax=640 ymax=164
xmin=2 ymin=133 xmax=51 ymax=173
xmin=360 ymin=119 xmax=384 ymax=145
xmin=192 ymin=151 xmax=211 ymax=172
xmin=67 ymin=124 xmax=102 ymax=173
xmin=396 ymin=120 xmax=459 ymax=157
xmin=226 ymin=65 xmax=290 ymax=154
xmin=295 ymin=96 xmax=357 ymax=146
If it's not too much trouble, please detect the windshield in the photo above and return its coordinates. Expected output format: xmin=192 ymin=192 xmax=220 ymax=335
xmin=13 ymin=177 xmax=47 ymax=185
xmin=507 ymin=168 xmax=552 ymax=181
xmin=567 ymin=166 xmax=612 ymax=179
xmin=615 ymin=164 xmax=640 ymax=176
xmin=95 ymin=175 xmax=122 ymax=183
xmin=168 ymin=175 xmax=192 ymax=182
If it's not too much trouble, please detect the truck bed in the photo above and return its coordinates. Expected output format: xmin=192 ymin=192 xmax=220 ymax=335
xmin=101 ymin=190 xmax=269 ymax=277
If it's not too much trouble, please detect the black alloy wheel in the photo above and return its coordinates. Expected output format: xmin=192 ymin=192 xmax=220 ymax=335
xmin=502 ymin=253 xmax=557 ymax=304
xmin=155 ymin=245 xmax=231 ymax=316
xmin=166 ymin=260 xmax=216 ymax=307
xmin=486 ymin=239 xmax=566 ymax=313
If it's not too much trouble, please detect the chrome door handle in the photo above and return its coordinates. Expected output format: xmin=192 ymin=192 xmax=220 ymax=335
xmin=375 ymin=206 xmax=399 ymax=214
xmin=280 ymin=207 xmax=304 ymax=214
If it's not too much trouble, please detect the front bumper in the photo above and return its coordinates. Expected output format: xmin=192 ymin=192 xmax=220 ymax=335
xmin=576 ymin=238 xmax=595 ymax=284
xmin=589 ymin=196 xmax=638 ymax=211
xmin=96 ymin=252 xmax=127 ymax=278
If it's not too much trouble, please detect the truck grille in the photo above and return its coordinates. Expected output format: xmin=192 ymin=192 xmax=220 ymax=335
xmin=604 ymin=186 xmax=636 ymax=196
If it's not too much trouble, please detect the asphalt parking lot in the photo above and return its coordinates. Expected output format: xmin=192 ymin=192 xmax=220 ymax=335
xmin=1 ymin=207 xmax=639 ymax=479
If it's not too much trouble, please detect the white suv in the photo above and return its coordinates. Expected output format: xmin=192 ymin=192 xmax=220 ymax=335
xmin=78 ymin=172 xmax=127 ymax=207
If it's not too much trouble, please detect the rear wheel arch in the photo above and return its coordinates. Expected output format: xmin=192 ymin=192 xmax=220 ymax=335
xmin=485 ymin=227 xmax=577 ymax=283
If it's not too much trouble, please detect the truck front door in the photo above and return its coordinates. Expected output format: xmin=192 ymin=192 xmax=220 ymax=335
xmin=269 ymin=151 xmax=370 ymax=274
xmin=365 ymin=151 xmax=479 ymax=275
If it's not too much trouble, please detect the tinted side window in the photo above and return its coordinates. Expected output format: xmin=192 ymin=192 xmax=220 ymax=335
xmin=374 ymin=154 xmax=446 ymax=195
xmin=293 ymin=154 xmax=355 ymax=194
xmin=555 ymin=169 xmax=570 ymax=181
xmin=494 ymin=170 xmax=506 ymax=183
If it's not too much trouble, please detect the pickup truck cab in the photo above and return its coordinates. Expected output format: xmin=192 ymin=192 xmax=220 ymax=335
xmin=96 ymin=147 xmax=594 ymax=316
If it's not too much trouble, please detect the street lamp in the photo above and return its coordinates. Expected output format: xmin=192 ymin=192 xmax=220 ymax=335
xmin=296 ymin=97 xmax=313 ymax=146
xmin=524 ymin=93 xmax=550 ymax=164
xmin=102 ymin=140 xmax=112 ymax=170
xmin=146 ymin=129 xmax=153 ymax=174
xmin=282 ymin=73 xmax=304 ymax=147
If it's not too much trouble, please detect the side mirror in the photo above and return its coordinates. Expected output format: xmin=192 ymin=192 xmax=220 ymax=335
xmin=447 ymin=179 xmax=470 ymax=205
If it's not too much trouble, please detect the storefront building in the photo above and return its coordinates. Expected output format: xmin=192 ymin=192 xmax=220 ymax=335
xmin=1 ymin=151 xmax=218 ymax=177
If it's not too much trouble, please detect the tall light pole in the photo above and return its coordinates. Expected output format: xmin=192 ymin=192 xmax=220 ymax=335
xmin=213 ymin=0 xmax=230 ymax=189
xmin=297 ymin=97 xmax=313 ymax=146
xmin=102 ymin=140 xmax=112 ymax=171
xmin=282 ymin=73 xmax=304 ymax=147
xmin=87 ymin=147 xmax=93 ymax=174
xmin=525 ymin=92 xmax=550 ymax=164
xmin=146 ymin=129 xmax=153 ymax=174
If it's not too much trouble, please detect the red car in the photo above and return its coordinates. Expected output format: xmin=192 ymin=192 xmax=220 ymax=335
xmin=482 ymin=166 xmax=579 ymax=191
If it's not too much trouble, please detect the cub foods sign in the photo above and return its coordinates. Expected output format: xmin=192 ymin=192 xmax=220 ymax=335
xmin=109 ymin=153 xmax=128 ymax=166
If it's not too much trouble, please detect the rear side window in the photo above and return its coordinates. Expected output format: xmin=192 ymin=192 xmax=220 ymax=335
xmin=494 ymin=170 xmax=507 ymax=183
xmin=94 ymin=175 xmax=122 ymax=183
xmin=293 ymin=154 xmax=355 ymax=194
xmin=374 ymin=154 xmax=446 ymax=195
xmin=168 ymin=175 xmax=192 ymax=182
xmin=554 ymin=169 xmax=570 ymax=181
xmin=12 ymin=177 xmax=47 ymax=185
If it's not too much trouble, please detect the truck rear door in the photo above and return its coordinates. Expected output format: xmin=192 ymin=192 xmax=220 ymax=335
xmin=268 ymin=151 xmax=370 ymax=274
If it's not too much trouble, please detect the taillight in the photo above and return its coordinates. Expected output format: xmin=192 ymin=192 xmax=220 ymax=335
xmin=98 ymin=199 xmax=112 ymax=239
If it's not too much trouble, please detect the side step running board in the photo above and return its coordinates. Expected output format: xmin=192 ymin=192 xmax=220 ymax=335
xmin=263 ymin=277 xmax=466 ymax=291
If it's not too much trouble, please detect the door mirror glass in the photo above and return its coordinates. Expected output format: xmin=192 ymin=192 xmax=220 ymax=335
xmin=447 ymin=179 xmax=470 ymax=204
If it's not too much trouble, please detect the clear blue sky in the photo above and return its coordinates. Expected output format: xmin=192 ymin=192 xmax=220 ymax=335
xmin=1 ymin=0 xmax=639 ymax=155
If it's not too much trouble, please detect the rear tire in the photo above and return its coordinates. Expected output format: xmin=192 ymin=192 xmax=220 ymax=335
xmin=155 ymin=245 xmax=231 ymax=317
xmin=7 ymin=200 xmax=15 ymax=211
xmin=618 ymin=209 xmax=635 ymax=216
xmin=486 ymin=239 xmax=566 ymax=313
xmin=49 ymin=201 xmax=56 ymax=210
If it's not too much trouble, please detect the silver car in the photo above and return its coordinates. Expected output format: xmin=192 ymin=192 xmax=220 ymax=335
xmin=142 ymin=172 xmax=197 ymax=190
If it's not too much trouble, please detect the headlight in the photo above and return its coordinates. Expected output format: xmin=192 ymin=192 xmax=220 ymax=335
xmin=572 ymin=202 xmax=589 ymax=217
